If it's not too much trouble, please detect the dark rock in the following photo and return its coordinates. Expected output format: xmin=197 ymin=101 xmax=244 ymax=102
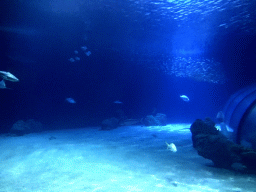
xmin=143 ymin=113 xmax=167 ymax=126
xmin=190 ymin=118 xmax=256 ymax=172
xmin=193 ymin=133 xmax=242 ymax=168
xmin=10 ymin=120 xmax=29 ymax=136
xmin=190 ymin=119 xmax=219 ymax=136
xmin=10 ymin=119 xmax=44 ymax=136
xmin=241 ymin=150 xmax=256 ymax=170
xmin=155 ymin=113 xmax=167 ymax=126
xmin=101 ymin=117 xmax=119 ymax=130
xmin=143 ymin=115 xmax=158 ymax=126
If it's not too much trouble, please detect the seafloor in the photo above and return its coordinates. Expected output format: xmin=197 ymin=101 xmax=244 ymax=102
xmin=0 ymin=124 xmax=255 ymax=192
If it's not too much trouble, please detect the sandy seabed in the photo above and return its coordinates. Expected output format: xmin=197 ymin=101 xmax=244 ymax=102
xmin=0 ymin=124 xmax=255 ymax=192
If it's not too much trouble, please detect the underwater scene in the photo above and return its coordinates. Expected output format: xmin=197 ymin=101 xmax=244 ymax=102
xmin=1 ymin=0 xmax=256 ymax=191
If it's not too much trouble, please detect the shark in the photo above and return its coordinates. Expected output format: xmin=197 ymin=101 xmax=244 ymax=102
xmin=0 ymin=71 xmax=19 ymax=89
xmin=0 ymin=71 xmax=19 ymax=82
xmin=0 ymin=79 xmax=11 ymax=89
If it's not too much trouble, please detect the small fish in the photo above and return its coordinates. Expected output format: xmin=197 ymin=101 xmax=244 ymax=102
xmin=0 ymin=80 xmax=12 ymax=90
xmin=74 ymin=50 xmax=78 ymax=54
xmin=75 ymin=57 xmax=81 ymax=61
xmin=68 ymin=58 xmax=75 ymax=62
xmin=180 ymin=95 xmax=189 ymax=102
xmin=0 ymin=71 xmax=19 ymax=82
xmin=0 ymin=79 xmax=7 ymax=89
xmin=66 ymin=98 xmax=76 ymax=104
xmin=85 ymin=51 xmax=91 ymax=56
xmin=165 ymin=141 xmax=177 ymax=153
xmin=113 ymin=100 xmax=123 ymax=104
xmin=75 ymin=57 xmax=80 ymax=61
xmin=81 ymin=46 xmax=87 ymax=51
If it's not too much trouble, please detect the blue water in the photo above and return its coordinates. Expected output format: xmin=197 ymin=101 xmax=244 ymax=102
xmin=1 ymin=1 xmax=256 ymax=191
xmin=0 ymin=0 xmax=255 ymax=131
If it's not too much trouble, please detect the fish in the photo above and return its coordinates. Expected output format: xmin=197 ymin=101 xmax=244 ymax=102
xmin=0 ymin=80 xmax=7 ymax=89
xmin=66 ymin=98 xmax=76 ymax=104
xmin=113 ymin=100 xmax=123 ymax=104
xmin=165 ymin=141 xmax=177 ymax=152
xmin=81 ymin=46 xmax=87 ymax=51
xmin=75 ymin=57 xmax=80 ymax=61
xmin=0 ymin=80 xmax=12 ymax=89
xmin=0 ymin=71 xmax=19 ymax=82
xmin=85 ymin=51 xmax=91 ymax=56
xmin=68 ymin=58 xmax=75 ymax=62
xmin=180 ymin=95 xmax=189 ymax=102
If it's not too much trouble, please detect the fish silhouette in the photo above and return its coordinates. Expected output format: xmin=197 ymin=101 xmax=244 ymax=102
xmin=180 ymin=95 xmax=189 ymax=102
xmin=0 ymin=80 xmax=12 ymax=89
xmin=0 ymin=71 xmax=19 ymax=82
xmin=66 ymin=98 xmax=76 ymax=104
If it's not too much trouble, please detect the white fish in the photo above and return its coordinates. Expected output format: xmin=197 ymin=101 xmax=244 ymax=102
xmin=113 ymin=100 xmax=123 ymax=104
xmin=66 ymin=98 xmax=76 ymax=104
xmin=180 ymin=95 xmax=189 ymax=102
xmin=0 ymin=71 xmax=19 ymax=82
xmin=165 ymin=142 xmax=177 ymax=153
xmin=220 ymin=122 xmax=234 ymax=138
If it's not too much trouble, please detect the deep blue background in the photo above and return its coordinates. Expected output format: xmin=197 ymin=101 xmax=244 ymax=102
xmin=0 ymin=0 xmax=256 ymax=132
